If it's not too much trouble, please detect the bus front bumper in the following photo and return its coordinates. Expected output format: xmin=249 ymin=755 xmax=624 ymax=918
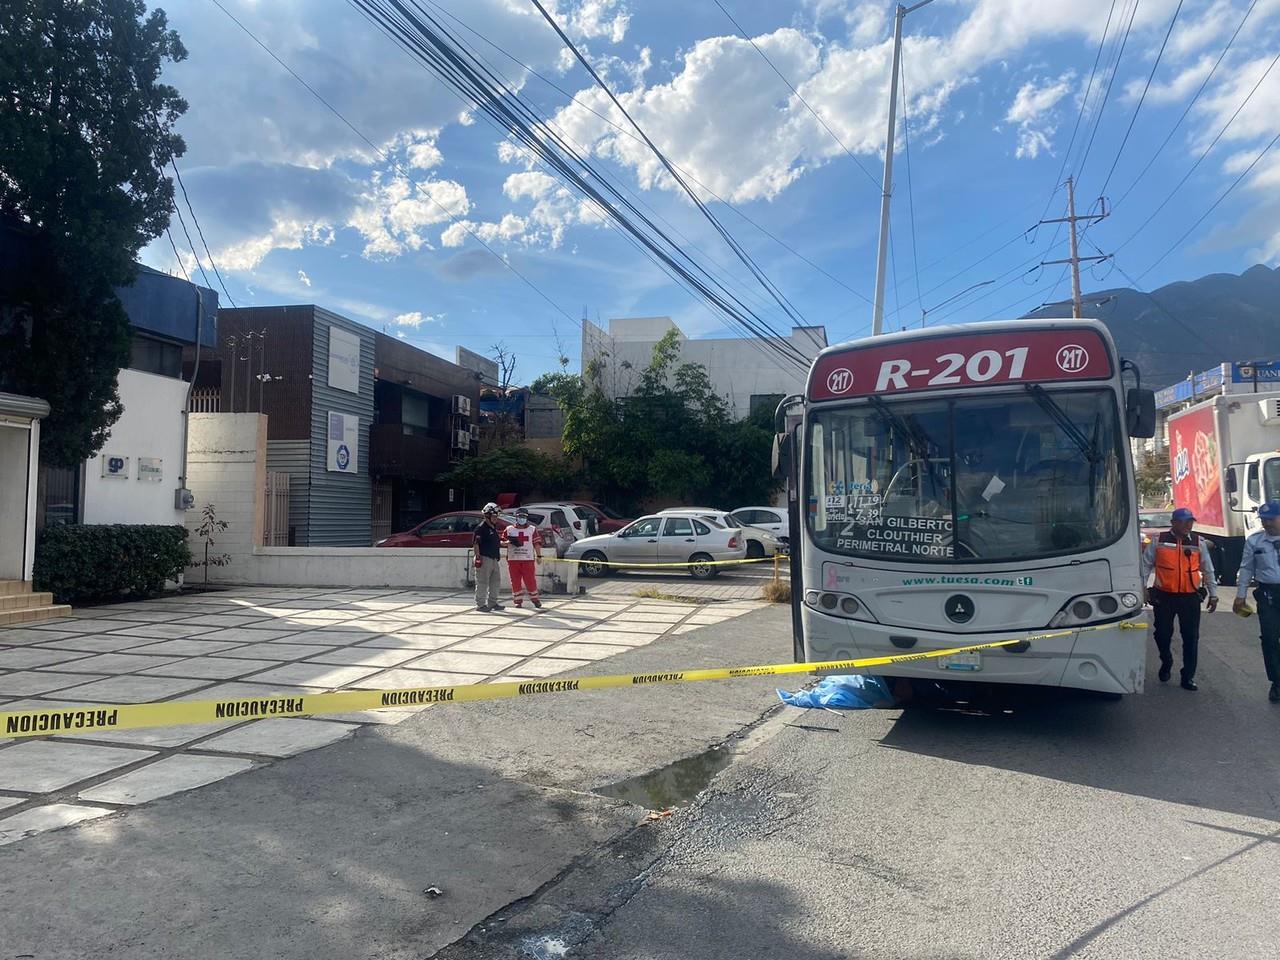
xmin=802 ymin=615 xmax=1146 ymax=695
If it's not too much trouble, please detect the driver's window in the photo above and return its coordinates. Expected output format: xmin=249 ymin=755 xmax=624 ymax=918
xmin=419 ymin=517 xmax=452 ymax=534
xmin=663 ymin=518 xmax=693 ymax=537
xmin=1248 ymin=462 xmax=1261 ymax=502
xmin=455 ymin=516 xmax=481 ymax=534
xmin=626 ymin=519 xmax=660 ymax=537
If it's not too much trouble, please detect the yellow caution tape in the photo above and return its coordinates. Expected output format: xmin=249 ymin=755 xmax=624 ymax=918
xmin=0 ymin=621 xmax=1145 ymax=740
xmin=552 ymin=555 xmax=785 ymax=568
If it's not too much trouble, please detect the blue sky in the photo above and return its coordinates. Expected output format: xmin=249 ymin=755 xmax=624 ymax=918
xmin=146 ymin=0 xmax=1280 ymax=381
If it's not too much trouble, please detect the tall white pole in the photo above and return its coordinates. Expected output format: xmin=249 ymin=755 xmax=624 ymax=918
xmin=871 ymin=0 xmax=934 ymax=337
xmin=871 ymin=6 xmax=906 ymax=337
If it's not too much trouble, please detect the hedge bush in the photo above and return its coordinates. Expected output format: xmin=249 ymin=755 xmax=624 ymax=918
xmin=34 ymin=524 xmax=193 ymax=604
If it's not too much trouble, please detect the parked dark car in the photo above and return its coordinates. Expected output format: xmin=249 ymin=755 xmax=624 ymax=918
xmin=571 ymin=501 xmax=633 ymax=534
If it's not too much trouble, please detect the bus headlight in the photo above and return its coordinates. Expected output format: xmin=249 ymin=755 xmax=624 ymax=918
xmin=1050 ymin=593 xmax=1138 ymax=628
xmin=806 ymin=590 xmax=878 ymax=623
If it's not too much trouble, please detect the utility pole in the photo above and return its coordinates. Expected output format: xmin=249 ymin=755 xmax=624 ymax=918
xmin=1038 ymin=177 xmax=1108 ymax=318
xmin=872 ymin=0 xmax=936 ymax=337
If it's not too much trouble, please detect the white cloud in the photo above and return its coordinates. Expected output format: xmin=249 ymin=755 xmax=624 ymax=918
xmin=1005 ymin=72 xmax=1075 ymax=158
xmin=297 ymin=269 xmax=312 ymax=287
xmin=393 ymin=311 xmax=444 ymax=328
xmin=350 ymin=173 xmax=472 ymax=259
xmin=1167 ymin=0 xmax=1236 ymax=61
xmin=1126 ymin=55 xmax=1215 ymax=105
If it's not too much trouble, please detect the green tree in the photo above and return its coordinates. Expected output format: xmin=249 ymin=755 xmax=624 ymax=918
xmin=0 ymin=0 xmax=188 ymax=465
xmin=1135 ymin=451 xmax=1171 ymax=506
xmin=440 ymin=446 xmax=578 ymax=501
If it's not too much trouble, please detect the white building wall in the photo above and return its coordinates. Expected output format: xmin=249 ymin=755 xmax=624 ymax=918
xmin=82 ymin=368 xmax=191 ymax=526
xmin=581 ymin=317 xmax=826 ymax=420
xmin=184 ymin=413 xmax=266 ymax=576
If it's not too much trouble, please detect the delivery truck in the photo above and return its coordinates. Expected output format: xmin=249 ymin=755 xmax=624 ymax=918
xmin=1167 ymin=392 xmax=1280 ymax=583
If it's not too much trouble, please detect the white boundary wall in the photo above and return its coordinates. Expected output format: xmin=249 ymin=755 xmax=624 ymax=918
xmin=185 ymin=413 xmax=577 ymax=594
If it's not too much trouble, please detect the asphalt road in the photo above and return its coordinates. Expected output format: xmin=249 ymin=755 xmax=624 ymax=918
xmin=3 ymin=604 xmax=1277 ymax=959
xmin=443 ymin=607 xmax=1280 ymax=960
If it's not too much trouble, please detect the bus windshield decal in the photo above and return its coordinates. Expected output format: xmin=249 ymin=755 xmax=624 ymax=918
xmin=808 ymin=328 xmax=1112 ymax=401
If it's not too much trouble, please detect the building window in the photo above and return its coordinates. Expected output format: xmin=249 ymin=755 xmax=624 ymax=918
xmin=130 ymin=334 xmax=182 ymax=378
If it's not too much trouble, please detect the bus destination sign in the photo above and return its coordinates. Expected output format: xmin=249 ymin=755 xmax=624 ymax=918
xmin=808 ymin=328 xmax=1112 ymax=401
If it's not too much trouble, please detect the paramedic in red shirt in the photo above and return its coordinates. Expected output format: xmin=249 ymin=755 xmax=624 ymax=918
xmin=504 ymin=508 xmax=543 ymax=608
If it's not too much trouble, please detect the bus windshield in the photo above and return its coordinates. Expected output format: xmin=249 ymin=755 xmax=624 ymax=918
xmin=807 ymin=388 xmax=1127 ymax=564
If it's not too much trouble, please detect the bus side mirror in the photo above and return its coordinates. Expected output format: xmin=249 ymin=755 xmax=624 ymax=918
xmin=1126 ymin=388 xmax=1156 ymax=438
xmin=772 ymin=432 xmax=791 ymax=479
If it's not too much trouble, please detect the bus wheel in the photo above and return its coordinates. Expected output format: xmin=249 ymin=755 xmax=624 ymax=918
xmin=689 ymin=553 xmax=715 ymax=580
xmin=580 ymin=551 xmax=610 ymax=578
xmin=745 ymin=541 xmax=765 ymax=560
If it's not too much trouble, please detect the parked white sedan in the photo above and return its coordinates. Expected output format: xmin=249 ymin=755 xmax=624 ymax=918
xmin=564 ymin=514 xmax=747 ymax=579
xmin=659 ymin=508 xmax=784 ymax=559
xmin=730 ymin=505 xmax=790 ymax=543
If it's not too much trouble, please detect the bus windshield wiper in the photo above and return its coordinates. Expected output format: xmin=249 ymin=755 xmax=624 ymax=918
xmin=868 ymin=396 xmax=933 ymax=457
xmin=1026 ymin=384 xmax=1099 ymax=463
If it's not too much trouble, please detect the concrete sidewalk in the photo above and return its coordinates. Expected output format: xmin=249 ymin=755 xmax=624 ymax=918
xmin=0 ymin=586 xmax=764 ymax=846
xmin=0 ymin=605 xmax=793 ymax=960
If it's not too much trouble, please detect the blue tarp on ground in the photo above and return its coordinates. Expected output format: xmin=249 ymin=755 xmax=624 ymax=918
xmin=777 ymin=675 xmax=894 ymax=710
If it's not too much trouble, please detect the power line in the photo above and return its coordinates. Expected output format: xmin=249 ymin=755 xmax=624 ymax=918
xmin=1096 ymin=0 xmax=1184 ymax=197
xmin=348 ymin=0 xmax=811 ymax=370
xmin=1136 ymin=128 xmax=1280 ymax=283
xmin=207 ymin=0 xmax=587 ymax=344
xmin=168 ymin=193 xmax=216 ymax=293
xmin=1111 ymin=0 xmax=1260 ymax=210
xmin=1073 ymin=0 xmax=1142 ymax=183
xmin=710 ymin=0 xmax=881 ymax=191
xmin=1114 ymin=47 xmax=1280 ymax=253
xmin=416 ymin=0 xmax=872 ymax=307
xmin=524 ymin=0 xmax=818 ymax=361
xmin=165 ymin=228 xmax=191 ymax=282
xmin=170 ymin=158 xmax=238 ymax=306
xmin=1038 ymin=0 xmax=1120 ymax=224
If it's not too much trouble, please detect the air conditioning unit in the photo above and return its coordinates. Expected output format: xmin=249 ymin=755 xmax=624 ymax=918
xmin=1259 ymin=397 xmax=1280 ymax=426
xmin=452 ymin=429 xmax=472 ymax=450
xmin=452 ymin=395 xmax=472 ymax=417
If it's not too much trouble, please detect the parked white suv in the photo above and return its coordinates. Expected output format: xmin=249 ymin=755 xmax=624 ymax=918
xmin=730 ymin=506 xmax=790 ymax=543
xmin=658 ymin=508 xmax=783 ymax=559
xmin=524 ymin=502 xmax=599 ymax=541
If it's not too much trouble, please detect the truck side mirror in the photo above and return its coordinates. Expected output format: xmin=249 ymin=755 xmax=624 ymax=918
xmin=1225 ymin=467 xmax=1238 ymax=494
xmin=1126 ymin=388 xmax=1156 ymax=438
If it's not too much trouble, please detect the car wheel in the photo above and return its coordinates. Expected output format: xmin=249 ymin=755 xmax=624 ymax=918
xmin=745 ymin=541 xmax=765 ymax=560
xmin=580 ymin=550 xmax=610 ymax=578
xmin=689 ymin=553 xmax=715 ymax=580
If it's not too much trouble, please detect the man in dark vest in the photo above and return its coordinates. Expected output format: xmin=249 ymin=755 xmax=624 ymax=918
xmin=1141 ymin=507 xmax=1218 ymax=690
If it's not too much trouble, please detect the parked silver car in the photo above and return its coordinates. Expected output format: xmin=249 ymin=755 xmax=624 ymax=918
xmin=564 ymin=514 xmax=747 ymax=579
xmin=658 ymin=508 xmax=784 ymax=559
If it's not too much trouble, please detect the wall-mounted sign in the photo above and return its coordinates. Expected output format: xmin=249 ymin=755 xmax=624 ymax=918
xmin=101 ymin=454 xmax=130 ymax=479
xmin=326 ymin=411 xmax=359 ymax=474
xmin=328 ymin=326 xmax=361 ymax=394
xmin=137 ymin=457 xmax=163 ymax=483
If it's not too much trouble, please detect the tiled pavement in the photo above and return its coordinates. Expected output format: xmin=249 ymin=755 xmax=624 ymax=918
xmin=0 ymin=586 xmax=762 ymax=847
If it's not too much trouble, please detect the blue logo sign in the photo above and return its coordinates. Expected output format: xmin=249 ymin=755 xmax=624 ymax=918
xmin=107 ymin=457 xmax=125 ymax=475
xmin=336 ymin=444 xmax=350 ymax=470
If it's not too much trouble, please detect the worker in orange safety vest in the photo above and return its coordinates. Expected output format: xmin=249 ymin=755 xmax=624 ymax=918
xmin=1140 ymin=507 xmax=1218 ymax=691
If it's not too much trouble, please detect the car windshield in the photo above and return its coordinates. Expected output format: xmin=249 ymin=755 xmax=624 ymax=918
xmin=807 ymin=388 xmax=1128 ymax=564
xmin=1140 ymin=511 xmax=1174 ymax=528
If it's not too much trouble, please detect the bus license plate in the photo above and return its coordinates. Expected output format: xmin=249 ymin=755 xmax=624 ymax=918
xmin=938 ymin=651 xmax=982 ymax=671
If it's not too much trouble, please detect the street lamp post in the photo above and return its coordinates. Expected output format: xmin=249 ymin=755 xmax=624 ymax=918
xmin=871 ymin=0 xmax=936 ymax=337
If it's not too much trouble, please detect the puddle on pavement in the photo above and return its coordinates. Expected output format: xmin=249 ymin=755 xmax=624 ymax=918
xmin=594 ymin=746 xmax=734 ymax=809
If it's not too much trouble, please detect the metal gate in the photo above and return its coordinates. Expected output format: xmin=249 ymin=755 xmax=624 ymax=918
xmin=372 ymin=481 xmax=393 ymax=545
xmin=263 ymin=472 xmax=290 ymax=546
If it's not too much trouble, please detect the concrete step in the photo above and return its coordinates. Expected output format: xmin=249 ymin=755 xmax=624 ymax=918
xmin=0 ymin=591 xmax=53 ymax=611
xmin=0 ymin=580 xmax=32 ymax=597
xmin=0 ymin=604 xmax=72 ymax=627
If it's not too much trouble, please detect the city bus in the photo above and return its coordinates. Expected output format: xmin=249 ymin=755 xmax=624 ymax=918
xmin=775 ymin=319 xmax=1157 ymax=696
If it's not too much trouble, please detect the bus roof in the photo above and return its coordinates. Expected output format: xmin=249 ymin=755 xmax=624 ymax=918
xmin=806 ymin=318 xmax=1117 ymax=403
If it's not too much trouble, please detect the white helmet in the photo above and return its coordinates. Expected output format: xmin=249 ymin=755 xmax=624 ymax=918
xmin=482 ymin=502 xmax=500 ymax=516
